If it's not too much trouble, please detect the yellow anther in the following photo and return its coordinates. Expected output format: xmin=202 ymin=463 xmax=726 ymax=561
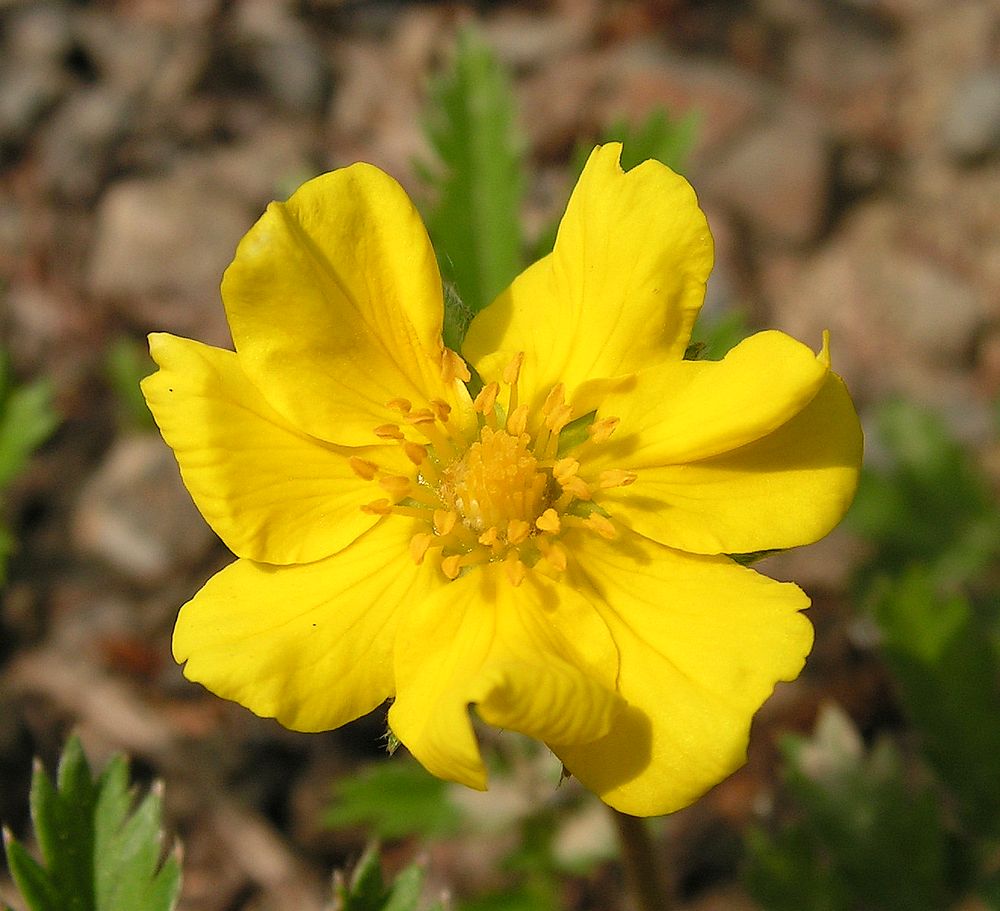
xmin=502 ymin=351 xmax=525 ymax=385
xmin=587 ymin=416 xmax=620 ymax=443
xmin=535 ymin=508 xmax=561 ymax=534
xmin=598 ymin=469 xmax=638 ymax=489
xmin=478 ymin=526 xmax=499 ymax=546
xmin=559 ymin=475 xmax=592 ymax=501
xmin=403 ymin=442 xmax=428 ymax=465
xmin=474 ymin=382 xmax=500 ymax=415
xmin=504 ymin=552 xmax=527 ymax=587
xmin=430 ymin=398 xmax=452 ymax=422
xmin=378 ymin=475 xmax=411 ymax=497
xmin=506 ymin=404 xmax=529 ymax=436
xmin=409 ymin=533 xmax=432 ymax=564
xmin=404 ymin=407 xmax=436 ymax=425
xmin=552 ymin=458 xmax=580 ymax=482
xmin=374 ymin=423 xmax=405 ymax=440
xmin=349 ymin=457 xmax=379 ymax=480
xmin=361 ymin=498 xmax=393 ymax=515
xmin=544 ymin=402 xmax=573 ymax=434
xmin=584 ymin=513 xmax=616 ymax=539
xmin=386 ymin=398 xmax=412 ymax=414
xmin=441 ymin=554 xmax=463 ymax=580
xmin=507 ymin=518 xmax=531 ymax=545
xmin=441 ymin=348 xmax=472 ymax=384
xmin=540 ymin=383 xmax=565 ymax=418
xmin=433 ymin=509 xmax=458 ymax=536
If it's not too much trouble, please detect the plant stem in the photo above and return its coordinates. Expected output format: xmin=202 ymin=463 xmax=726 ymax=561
xmin=610 ymin=808 xmax=671 ymax=911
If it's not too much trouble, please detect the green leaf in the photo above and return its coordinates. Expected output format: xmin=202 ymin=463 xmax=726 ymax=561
xmin=2 ymin=736 xmax=180 ymax=911
xmin=104 ymin=338 xmax=156 ymax=432
xmin=745 ymin=705 xmax=953 ymax=911
xmin=0 ymin=371 xmax=59 ymax=490
xmin=333 ymin=845 xmax=432 ymax=911
xmin=324 ymin=760 xmax=462 ymax=840
xmin=873 ymin=567 xmax=1000 ymax=839
xmin=420 ymin=27 xmax=525 ymax=332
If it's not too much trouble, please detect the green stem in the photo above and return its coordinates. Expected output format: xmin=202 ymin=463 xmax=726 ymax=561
xmin=610 ymin=808 xmax=671 ymax=911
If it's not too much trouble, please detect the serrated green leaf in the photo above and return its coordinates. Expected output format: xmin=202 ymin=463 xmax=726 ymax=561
xmin=325 ymin=760 xmax=462 ymax=840
xmin=3 ymin=736 xmax=180 ymax=911
xmin=420 ymin=27 xmax=524 ymax=326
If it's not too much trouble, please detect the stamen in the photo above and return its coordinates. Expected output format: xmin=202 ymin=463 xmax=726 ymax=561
xmin=361 ymin=499 xmax=393 ymax=515
xmin=349 ymin=457 xmax=379 ymax=480
xmin=478 ymin=526 xmax=499 ymax=546
xmin=441 ymin=348 xmax=472 ymax=384
xmin=409 ymin=533 xmax=433 ymax=564
xmin=403 ymin=442 xmax=428 ymax=465
xmin=441 ymin=554 xmax=463 ymax=580
xmin=583 ymin=513 xmax=616 ymax=539
xmin=506 ymin=404 xmax=529 ymax=436
xmin=507 ymin=518 xmax=531 ymax=545
xmin=587 ymin=416 xmax=620 ymax=444
xmin=540 ymin=384 xmax=565 ymax=419
xmin=378 ymin=475 xmax=411 ymax=497
xmin=538 ymin=538 xmax=568 ymax=571
xmin=386 ymin=398 xmax=412 ymax=414
xmin=473 ymin=382 xmax=500 ymax=428
xmin=535 ymin=508 xmax=560 ymax=534
xmin=552 ymin=458 xmax=580 ymax=482
xmin=404 ymin=408 xmax=436 ymax=425
xmin=598 ymin=469 xmax=638 ymax=489
xmin=374 ymin=423 xmax=405 ymax=441
xmin=433 ymin=509 xmax=458 ymax=536
xmin=504 ymin=551 xmax=527 ymax=587
xmin=559 ymin=475 xmax=592 ymax=501
xmin=430 ymin=399 xmax=452 ymax=422
xmin=502 ymin=351 xmax=525 ymax=414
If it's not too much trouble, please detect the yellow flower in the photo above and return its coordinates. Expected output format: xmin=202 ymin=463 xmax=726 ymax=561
xmin=142 ymin=144 xmax=862 ymax=816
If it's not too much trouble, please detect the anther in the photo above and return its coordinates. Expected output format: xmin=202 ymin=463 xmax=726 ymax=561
xmin=361 ymin=499 xmax=393 ymax=515
xmin=504 ymin=551 xmax=527 ymax=587
xmin=507 ymin=519 xmax=531 ymax=545
xmin=409 ymin=533 xmax=433 ymax=564
xmin=374 ymin=423 xmax=405 ymax=440
xmin=404 ymin=408 xmax=436 ymax=425
xmin=441 ymin=554 xmax=463 ymax=580
xmin=540 ymin=384 xmax=566 ymax=419
xmin=386 ymin=398 xmax=412 ymax=414
xmin=552 ymin=458 xmax=580 ymax=482
xmin=540 ymin=540 xmax=568 ymax=572
xmin=587 ymin=417 xmax=620 ymax=443
xmin=403 ymin=442 xmax=428 ymax=465
xmin=559 ymin=475 xmax=592 ymax=501
xmin=506 ymin=404 xmax=529 ymax=436
xmin=349 ymin=457 xmax=379 ymax=480
xmin=441 ymin=349 xmax=472 ymax=384
xmin=430 ymin=399 xmax=452 ymax=422
xmin=433 ymin=509 xmax=458 ymax=536
xmin=474 ymin=382 xmax=500 ymax=415
xmin=478 ymin=526 xmax=499 ymax=546
xmin=502 ymin=351 xmax=525 ymax=386
xmin=535 ymin=508 xmax=560 ymax=534
xmin=584 ymin=513 xmax=617 ymax=539
xmin=545 ymin=403 xmax=573 ymax=434
xmin=598 ymin=469 xmax=638 ymax=489
xmin=378 ymin=475 xmax=411 ymax=497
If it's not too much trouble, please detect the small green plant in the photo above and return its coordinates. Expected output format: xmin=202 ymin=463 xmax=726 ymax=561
xmin=2 ymin=736 xmax=180 ymax=911
xmin=333 ymin=844 xmax=443 ymax=911
xmin=0 ymin=349 xmax=59 ymax=585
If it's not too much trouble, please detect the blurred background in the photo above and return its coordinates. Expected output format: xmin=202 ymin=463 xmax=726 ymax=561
xmin=1 ymin=1 xmax=999 ymax=909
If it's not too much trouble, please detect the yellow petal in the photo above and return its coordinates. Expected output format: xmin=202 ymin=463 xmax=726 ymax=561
xmin=142 ymin=333 xmax=401 ymax=564
xmin=464 ymin=143 xmax=713 ymax=411
xmin=555 ymin=528 xmax=812 ymax=816
xmin=173 ymin=519 xmax=439 ymax=732
xmin=388 ymin=566 xmax=622 ymax=790
xmin=222 ymin=164 xmax=471 ymax=446
xmin=598 ymin=371 xmax=863 ymax=554
xmin=588 ymin=331 xmax=829 ymax=469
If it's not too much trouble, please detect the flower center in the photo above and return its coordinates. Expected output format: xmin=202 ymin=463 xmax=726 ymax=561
xmin=354 ymin=349 xmax=635 ymax=586
xmin=439 ymin=427 xmax=549 ymax=533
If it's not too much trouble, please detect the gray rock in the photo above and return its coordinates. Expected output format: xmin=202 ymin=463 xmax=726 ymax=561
xmin=941 ymin=69 xmax=1000 ymax=162
xmin=72 ymin=435 xmax=216 ymax=584
xmin=0 ymin=63 xmax=66 ymax=150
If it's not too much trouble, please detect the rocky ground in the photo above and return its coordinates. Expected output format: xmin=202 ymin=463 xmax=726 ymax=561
xmin=2 ymin=1 xmax=999 ymax=909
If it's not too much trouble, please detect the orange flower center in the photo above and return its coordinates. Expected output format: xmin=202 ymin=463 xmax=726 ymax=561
xmin=354 ymin=350 xmax=635 ymax=586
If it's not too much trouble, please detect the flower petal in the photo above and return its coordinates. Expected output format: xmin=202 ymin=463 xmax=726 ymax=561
xmin=554 ymin=528 xmax=812 ymax=816
xmin=388 ymin=566 xmax=622 ymax=790
xmin=587 ymin=331 xmax=829 ymax=469
xmin=173 ymin=518 xmax=439 ymax=732
xmin=142 ymin=333 xmax=402 ymax=564
xmin=464 ymin=143 xmax=713 ymax=411
xmin=596 ymin=370 xmax=863 ymax=554
xmin=222 ymin=163 xmax=470 ymax=446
